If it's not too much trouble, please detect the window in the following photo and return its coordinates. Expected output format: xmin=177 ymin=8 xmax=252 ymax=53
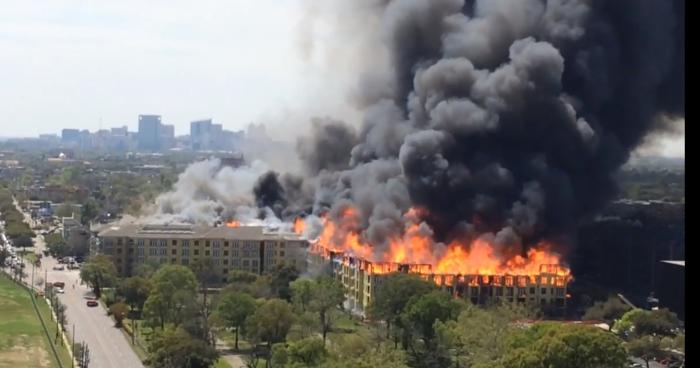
xmin=232 ymin=259 xmax=240 ymax=267
xmin=233 ymin=250 xmax=239 ymax=257
xmin=541 ymin=288 xmax=547 ymax=295
xmin=205 ymin=241 xmax=210 ymax=247
xmin=213 ymin=259 xmax=221 ymax=266
xmin=251 ymin=260 xmax=258 ymax=268
xmin=183 ymin=240 xmax=190 ymax=247
xmin=149 ymin=248 xmax=157 ymax=256
xmin=172 ymin=240 xmax=177 ymax=246
xmin=223 ymin=259 xmax=229 ymax=265
xmin=160 ymin=248 xmax=167 ymax=256
xmin=223 ymin=250 xmax=229 ymax=256
xmin=116 ymin=248 xmax=122 ymax=254
xmin=233 ymin=241 xmax=239 ymax=249
xmin=205 ymin=250 xmax=210 ymax=256
xmin=171 ymin=249 xmax=177 ymax=255
xmin=137 ymin=248 xmax=145 ymax=256
xmin=117 ymin=238 xmax=123 ymax=245
xmin=171 ymin=258 xmax=177 ymax=263
xmin=213 ymin=240 xmax=220 ymax=248
xmin=182 ymin=248 xmax=190 ymax=256
xmin=530 ymin=287 xmax=536 ymax=294
xmin=194 ymin=249 xmax=199 ymax=256
xmin=213 ymin=249 xmax=220 ymax=257
xmin=159 ymin=239 xmax=166 ymax=247
xmin=243 ymin=260 xmax=249 ymax=267
xmin=223 ymin=268 xmax=228 ymax=274
xmin=224 ymin=241 xmax=229 ymax=247
xmin=182 ymin=259 xmax=189 ymax=265
xmin=194 ymin=240 xmax=199 ymax=246
xmin=279 ymin=251 xmax=285 ymax=257
xmin=137 ymin=239 xmax=145 ymax=247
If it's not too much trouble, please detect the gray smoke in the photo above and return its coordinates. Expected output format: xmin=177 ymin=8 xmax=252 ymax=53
xmin=285 ymin=0 xmax=684 ymax=253
xmin=139 ymin=0 xmax=684 ymax=258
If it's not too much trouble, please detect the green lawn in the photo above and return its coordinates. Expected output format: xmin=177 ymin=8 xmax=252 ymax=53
xmin=0 ymin=275 xmax=72 ymax=368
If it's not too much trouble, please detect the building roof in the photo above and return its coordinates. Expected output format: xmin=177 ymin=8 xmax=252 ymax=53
xmin=661 ymin=260 xmax=685 ymax=267
xmin=98 ymin=223 xmax=305 ymax=242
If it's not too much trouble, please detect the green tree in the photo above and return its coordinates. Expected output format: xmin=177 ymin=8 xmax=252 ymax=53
xmin=272 ymin=337 xmax=327 ymax=367
xmin=366 ymin=273 xmax=436 ymax=339
xmin=326 ymin=334 xmax=410 ymax=368
xmin=143 ymin=265 xmax=198 ymax=330
xmin=583 ymin=296 xmax=631 ymax=330
xmin=80 ymin=198 xmax=101 ymax=224
xmin=13 ymin=234 xmax=33 ymax=248
xmin=613 ymin=308 xmax=680 ymax=338
xmin=147 ymin=327 xmax=219 ymax=368
xmin=134 ymin=259 xmax=161 ymax=279
xmin=110 ymin=302 xmax=129 ymax=327
xmin=627 ymin=335 xmax=668 ymax=368
xmin=399 ymin=290 xmax=464 ymax=366
xmin=45 ymin=233 xmax=68 ymax=257
xmin=502 ymin=323 xmax=627 ymax=368
xmin=245 ymin=299 xmax=295 ymax=346
xmin=309 ymin=276 xmax=345 ymax=345
xmin=79 ymin=255 xmax=117 ymax=298
xmin=290 ymin=278 xmax=313 ymax=312
xmin=117 ymin=276 xmax=152 ymax=313
xmin=215 ymin=292 xmax=256 ymax=350
xmin=190 ymin=259 xmax=219 ymax=344
xmin=269 ymin=263 xmax=299 ymax=301
xmin=435 ymin=302 xmax=533 ymax=367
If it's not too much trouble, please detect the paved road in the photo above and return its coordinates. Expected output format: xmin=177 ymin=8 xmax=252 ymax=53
xmin=12 ymin=204 xmax=144 ymax=368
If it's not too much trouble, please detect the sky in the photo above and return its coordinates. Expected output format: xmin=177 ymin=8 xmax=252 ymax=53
xmin=0 ymin=0 xmax=684 ymax=157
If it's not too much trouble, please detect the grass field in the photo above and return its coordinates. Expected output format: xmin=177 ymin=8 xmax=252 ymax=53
xmin=0 ymin=274 xmax=72 ymax=368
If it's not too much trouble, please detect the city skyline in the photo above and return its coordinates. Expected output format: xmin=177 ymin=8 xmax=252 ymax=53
xmin=0 ymin=0 xmax=355 ymax=140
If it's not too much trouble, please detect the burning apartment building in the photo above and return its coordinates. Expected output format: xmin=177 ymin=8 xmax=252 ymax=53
xmin=124 ymin=0 xmax=683 ymax=316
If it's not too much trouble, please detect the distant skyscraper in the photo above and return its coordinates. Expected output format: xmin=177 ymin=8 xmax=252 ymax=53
xmin=138 ymin=115 xmax=161 ymax=151
xmin=191 ymin=119 xmax=213 ymax=151
xmin=160 ymin=124 xmax=175 ymax=150
xmin=61 ymin=128 xmax=80 ymax=143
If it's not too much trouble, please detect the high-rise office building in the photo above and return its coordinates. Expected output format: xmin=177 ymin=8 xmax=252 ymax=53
xmin=138 ymin=115 xmax=161 ymax=151
xmin=191 ymin=119 xmax=213 ymax=151
xmin=61 ymin=129 xmax=80 ymax=143
xmin=160 ymin=124 xmax=175 ymax=150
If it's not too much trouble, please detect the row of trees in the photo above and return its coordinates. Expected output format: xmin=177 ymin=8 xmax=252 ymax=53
xmin=0 ymin=188 xmax=35 ymax=247
xmin=77 ymin=252 xmax=683 ymax=368
xmin=583 ymin=295 xmax=684 ymax=367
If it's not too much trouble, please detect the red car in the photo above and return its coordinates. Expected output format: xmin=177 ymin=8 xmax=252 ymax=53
xmin=86 ymin=300 xmax=98 ymax=307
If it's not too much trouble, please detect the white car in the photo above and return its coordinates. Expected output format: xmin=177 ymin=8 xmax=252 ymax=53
xmin=52 ymin=265 xmax=65 ymax=271
xmin=55 ymin=288 xmax=65 ymax=294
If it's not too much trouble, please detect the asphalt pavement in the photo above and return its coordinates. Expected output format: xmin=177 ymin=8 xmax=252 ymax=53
xmin=15 ymin=210 xmax=144 ymax=368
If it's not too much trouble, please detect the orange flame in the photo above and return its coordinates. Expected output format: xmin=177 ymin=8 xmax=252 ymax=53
xmin=310 ymin=206 xmax=571 ymax=279
xmin=226 ymin=220 xmax=240 ymax=228
xmin=294 ymin=217 xmax=306 ymax=235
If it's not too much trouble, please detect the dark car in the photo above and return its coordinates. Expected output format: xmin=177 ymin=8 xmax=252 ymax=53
xmin=86 ymin=300 xmax=98 ymax=307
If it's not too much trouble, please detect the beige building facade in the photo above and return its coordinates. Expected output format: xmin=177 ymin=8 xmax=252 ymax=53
xmin=97 ymin=224 xmax=308 ymax=281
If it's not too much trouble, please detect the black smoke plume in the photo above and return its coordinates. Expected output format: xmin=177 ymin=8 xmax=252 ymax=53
xmin=264 ymin=0 xmax=685 ymax=253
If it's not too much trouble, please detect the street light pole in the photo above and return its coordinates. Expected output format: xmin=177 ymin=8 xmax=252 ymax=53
xmin=72 ymin=324 xmax=75 ymax=368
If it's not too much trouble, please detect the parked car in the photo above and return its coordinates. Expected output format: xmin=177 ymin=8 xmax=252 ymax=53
xmin=86 ymin=300 xmax=98 ymax=307
xmin=53 ymin=265 xmax=64 ymax=271
xmin=52 ymin=282 xmax=65 ymax=289
xmin=55 ymin=288 xmax=65 ymax=294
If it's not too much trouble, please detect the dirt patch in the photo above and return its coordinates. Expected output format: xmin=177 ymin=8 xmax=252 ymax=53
xmin=0 ymin=338 xmax=52 ymax=368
